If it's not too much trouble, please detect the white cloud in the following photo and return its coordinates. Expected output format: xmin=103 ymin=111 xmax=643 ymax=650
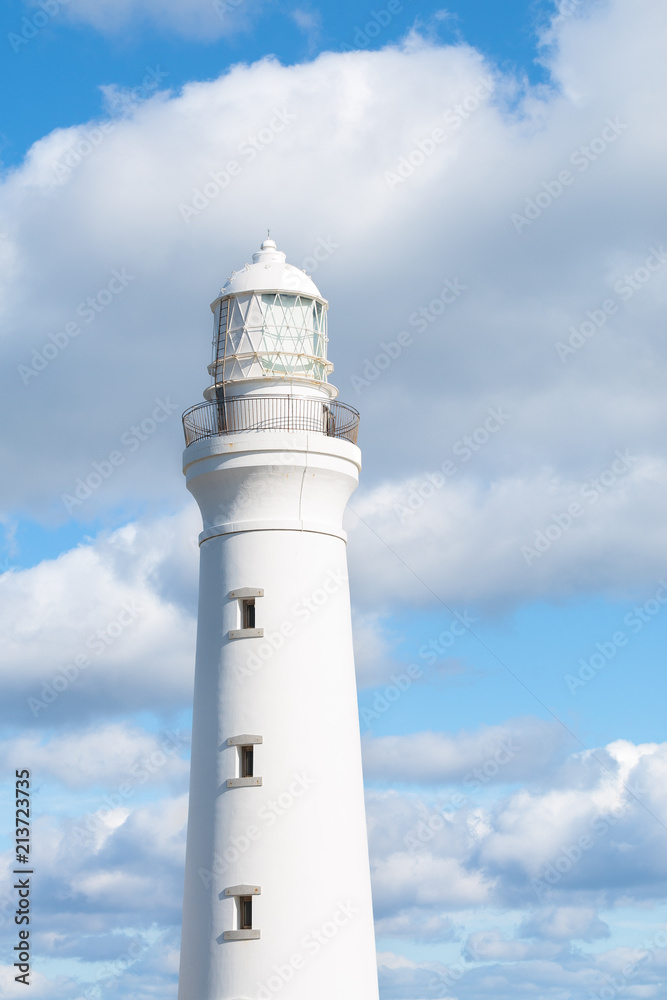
xmin=369 ymin=731 xmax=667 ymax=998
xmin=0 ymin=510 xmax=198 ymax=721
xmin=377 ymin=949 xmax=458 ymax=1000
xmin=1 ymin=0 xmax=667 ymax=607
xmin=24 ymin=0 xmax=265 ymax=39
xmin=2 ymin=3 xmax=667 ymax=996
xmin=2 ymin=724 xmax=667 ymax=1000
xmin=348 ymin=455 xmax=667 ymax=609
xmin=367 ymin=736 xmax=667 ymax=918
xmin=2 ymin=792 xmax=187 ymax=918
xmin=362 ymin=717 xmax=568 ymax=784
xmin=373 ymin=851 xmax=496 ymax=912
xmin=352 ymin=610 xmax=400 ymax=687
xmin=464 ymin=927 xmax=562 ymax=961
xmin=0 ymin=723 xmax=189 ymax=788
xmin=518 ymin=905 xmax=610 ymax=942
xmin=375 ymin=907 xmax=459 ymax=943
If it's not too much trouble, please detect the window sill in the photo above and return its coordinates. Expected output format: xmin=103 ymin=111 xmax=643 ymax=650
xmin=227 ymin=777 xmax=262 ymax=788
xmin=228 ymin=628 xmax=264 ymax=639
xmin=227 ymin=734 xmax=263 ymax=747
xmin=223 ymin=930 xmax=260 ymax=941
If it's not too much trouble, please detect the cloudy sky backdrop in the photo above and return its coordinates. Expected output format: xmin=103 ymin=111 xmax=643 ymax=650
xmin=2 ymin=0 xmax=667 ymax=997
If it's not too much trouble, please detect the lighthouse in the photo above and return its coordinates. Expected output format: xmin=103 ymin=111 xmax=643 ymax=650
xmin=177 ymin=239 xmax=380 ymax=1000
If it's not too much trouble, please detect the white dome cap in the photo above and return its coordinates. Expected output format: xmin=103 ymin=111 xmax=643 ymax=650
xmin=216 ymin=238 xmax=324 ymax=301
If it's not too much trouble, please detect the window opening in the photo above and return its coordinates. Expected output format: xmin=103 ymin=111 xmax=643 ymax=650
xmin=239 ymin=896 xmax=252 ymax=930
xmin=242 ymin=599 xmax=256 ymax=630
xmin=241 ymin=746 xmax=254 ymax=778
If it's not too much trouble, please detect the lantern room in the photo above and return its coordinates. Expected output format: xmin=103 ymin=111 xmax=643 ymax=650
xmin=204 ymin=238 xmax=335 ymax=400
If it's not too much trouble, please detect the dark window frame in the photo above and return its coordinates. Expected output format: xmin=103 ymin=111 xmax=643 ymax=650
xmin=241 ymin=745 xmax=254 ymax=778
xmin=242 ymin=599 xmax=256 ymax=630
xmin=239 ymin=896 xmax=252 ymax=930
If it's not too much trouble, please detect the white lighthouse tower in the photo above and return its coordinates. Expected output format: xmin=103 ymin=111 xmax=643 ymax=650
xmin=177 ymin=238 xmax=379 ymax=1000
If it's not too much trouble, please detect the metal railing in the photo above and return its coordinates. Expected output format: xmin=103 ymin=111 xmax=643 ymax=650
xmin=182 ymin=395 xmax=360 ymax=447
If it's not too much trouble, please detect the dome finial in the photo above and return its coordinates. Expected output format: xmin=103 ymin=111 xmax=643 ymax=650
xmin=261 ymin=230 xmax=277 ymax=252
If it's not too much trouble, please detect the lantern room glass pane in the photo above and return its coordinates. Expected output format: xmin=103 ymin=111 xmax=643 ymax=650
xmin=210 ymin=291 xmax=330 ymax=386
xmin=259 ymin=293 xmax=327 ymax=379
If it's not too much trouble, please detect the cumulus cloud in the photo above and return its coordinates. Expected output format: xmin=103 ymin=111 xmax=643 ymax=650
xmin=378 ymin=944 xmax=667 ymax=1000
xmin=518 ymin=905 xmax=611 ymax=942
xmin=367 ymin=737 xmax=667 ymax=919
xmin=2 ymin=2 xmax=667 ymax=996
xmin=464 ymin=927 xmax=563 ymax=961
xmin=348 ymin=454 xmax=667 ymax=609
xmin=377 ymin=950 xmax=462 ymax=1000
xmin=373 ymin=851 xmax=496 ymax=913
xmin=374 ymin=907 xmax=460 ymax=943
xmin=0 ymin=773 xmax=186 ymax=999
xmin=2 ymin=0 xmax=666 ymax=609
xmin=2 ymin=713 xmax=666 ymax=997
xmin=0 ymin=722 xmax=189 ymax=788
xmin=362 ymin=717 xmax=569 ymax=784
xmin=2 ymin=792 xmax=187 ymax=921
xmin=23 ymin=0 xmax=265 ymax=40
xmin=352 ymin=610 xmax=401 ymax=687
xmin=0 ymin=510 xmax=198 ymax=722
xmin=369 ymin=735 xmax=667 ymax=998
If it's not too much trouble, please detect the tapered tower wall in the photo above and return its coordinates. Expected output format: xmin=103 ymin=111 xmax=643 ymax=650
xmin=177 ymin=430 xmax=379 ymax=999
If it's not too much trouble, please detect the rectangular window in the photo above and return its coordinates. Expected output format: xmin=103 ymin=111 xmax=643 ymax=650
xmin=241 ymin=746 xmax=254 ymax=778
xmin=242 ymin=599 xmax=256 ymax=630
xmin=240 ymin=896 xmax=252 ymax=930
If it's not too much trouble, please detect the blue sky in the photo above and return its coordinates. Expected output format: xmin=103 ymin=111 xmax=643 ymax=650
xmin=2 ymin=0 xmax=667 ymax=998
xmin=0 ymin=0 xmax=549 ymax=167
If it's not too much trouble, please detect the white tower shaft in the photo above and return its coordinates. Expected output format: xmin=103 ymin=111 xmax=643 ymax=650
xmin=177 ymin=241 xmax=379 ymax=999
